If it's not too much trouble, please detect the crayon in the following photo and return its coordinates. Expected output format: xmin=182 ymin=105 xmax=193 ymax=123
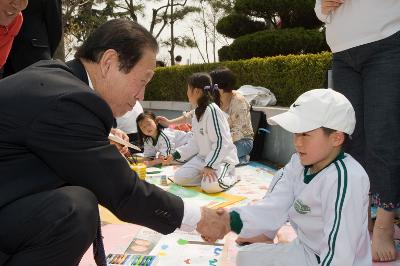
xmin=145 ymin=256 xmax=156 ymax=266
xmin=135 ymin=255 xmax=144 ymax=265
xmin=130 ymin=255 xmax=140 ymax=265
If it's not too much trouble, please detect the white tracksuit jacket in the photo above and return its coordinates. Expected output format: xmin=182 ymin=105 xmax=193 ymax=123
xmin=234 ymin=152 xmax=371 ymax=266
xmin=143 ymin=128 xmax=192 ymax=158
xmin=176 ymin=103 xmax=238 ymax=168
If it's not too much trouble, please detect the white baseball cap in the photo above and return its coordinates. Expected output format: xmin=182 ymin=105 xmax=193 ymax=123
xmin=267 ymin=89 xmax=355 ymax=135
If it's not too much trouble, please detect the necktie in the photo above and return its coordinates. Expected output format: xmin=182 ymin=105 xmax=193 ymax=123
xmin=93 ymin=217 xmax=107 ymax=266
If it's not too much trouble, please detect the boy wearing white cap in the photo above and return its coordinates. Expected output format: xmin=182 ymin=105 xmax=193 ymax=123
xmin=228 ymin=89 xmax=371 ymax=265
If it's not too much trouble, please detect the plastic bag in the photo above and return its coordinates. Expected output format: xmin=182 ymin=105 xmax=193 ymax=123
xmin=237 ymin=85 xmax=277 ymax=106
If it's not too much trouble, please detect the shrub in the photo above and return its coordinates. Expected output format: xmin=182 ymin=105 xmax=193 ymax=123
xmin=234 ymin=0 xmax=322 ymax=29
xmin=216 ymin=13 xmax=266 ymax=39
xmin=219 ymin=28 xmax=329 ymax=61
xmin=145 ymin=52 xmax=332 ymax=107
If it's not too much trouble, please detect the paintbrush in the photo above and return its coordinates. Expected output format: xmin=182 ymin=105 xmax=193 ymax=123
xmin=177 ymin=239 xmax=224 ymax=246
xmin=108 ymin=133 xmax=141 ymax=151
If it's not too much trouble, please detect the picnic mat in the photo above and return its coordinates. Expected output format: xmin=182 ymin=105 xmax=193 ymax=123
xmin=80 ymin=162 xmax=274 ymax=266
xmin=80 ymin=162 xmax=400 ymax=265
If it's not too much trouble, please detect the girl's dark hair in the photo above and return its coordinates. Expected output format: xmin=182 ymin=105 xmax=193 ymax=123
xmin=209 ymin=67 xmax=236 ymax=92
xmin=136 ymin=111 xmax=164 ymax=146
xmin=188 ymin=72 xmax=221 ymax=121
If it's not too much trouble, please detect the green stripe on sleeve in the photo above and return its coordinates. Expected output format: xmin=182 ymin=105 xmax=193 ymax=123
xmin=207 ymin=105 xmax=222 ymax=168
xmin=326 ymin=160 xmax=348 ymax=265
xmin=322 ymin=161 xmax=347 ymax=266
xmin=230 ymin=211 xmax=243 ymax=234
xmin=160 ymin=131 xmax=171 ymax=155
xmin=172 ymin=151 xmax=181 ymax=160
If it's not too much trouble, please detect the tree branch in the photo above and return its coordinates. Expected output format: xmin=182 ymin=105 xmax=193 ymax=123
xmin=150 ymin=0 xmax=170 ymax=36
xmin=190 ymin=27 xmax=207 ymax=63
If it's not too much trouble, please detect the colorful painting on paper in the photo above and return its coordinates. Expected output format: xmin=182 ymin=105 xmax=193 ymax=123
xmin=149 ymin=230 xmax=225 ymax=266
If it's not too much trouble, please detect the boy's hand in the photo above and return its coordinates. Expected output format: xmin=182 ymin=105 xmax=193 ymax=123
xmin=197 ymin=207 xmax=230 ymax=243
xmin=321 ymin=0 xmax=344 ymax=15
xmin=202 ymin=167 xmax=217 ymax=183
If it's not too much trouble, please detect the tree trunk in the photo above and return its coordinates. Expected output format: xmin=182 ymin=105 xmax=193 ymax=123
xmin=170 ymin=0 xmax=175 ymax=65
xmin=213 ymin=15 xmax=216 ymax=62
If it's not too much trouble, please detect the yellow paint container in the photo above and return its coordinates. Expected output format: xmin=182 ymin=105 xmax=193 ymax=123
xmin=130 ymin=163 xmax=147 ymax=180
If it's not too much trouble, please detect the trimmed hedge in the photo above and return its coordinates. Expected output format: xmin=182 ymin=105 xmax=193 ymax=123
xmin=145 ymin=52 xmax=332 ymax=107
xmin=219 ymin=28 xmax=329 ymax=61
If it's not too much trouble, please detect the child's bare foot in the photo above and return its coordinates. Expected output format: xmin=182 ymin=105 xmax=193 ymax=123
xmin=372 ymin=226 xmax=396 ymax=262
xmin=371 ymin=208 xmax=396 ymax=262
xmin=236 ymin=234 xmax=273 ymax=245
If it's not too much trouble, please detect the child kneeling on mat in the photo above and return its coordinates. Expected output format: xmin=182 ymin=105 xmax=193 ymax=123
xmin=166 ymin=72 xmax=239 ymax=193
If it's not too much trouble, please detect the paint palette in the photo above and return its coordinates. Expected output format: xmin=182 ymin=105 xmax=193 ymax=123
xmin=107 ymin=254 xmax=158 ymax=265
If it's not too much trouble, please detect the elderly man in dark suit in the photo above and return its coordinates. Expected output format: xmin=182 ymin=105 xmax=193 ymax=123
xmin=0 ymin=19 xmax=230 ymax=266
xmin=3 ymin=0 xmax=62 ymax=76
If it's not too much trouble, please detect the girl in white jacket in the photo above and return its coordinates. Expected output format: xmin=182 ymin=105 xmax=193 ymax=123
xmin=167 ymin=72 xmax=239 ymax=193
xmin=137 ymin=111 xmax=192 ymax=167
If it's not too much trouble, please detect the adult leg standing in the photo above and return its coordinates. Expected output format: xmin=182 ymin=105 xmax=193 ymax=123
xmin=363 ymin=31 xmax=400 ymax=262
xmin=333 ymin=31 xmax=400 ymax=262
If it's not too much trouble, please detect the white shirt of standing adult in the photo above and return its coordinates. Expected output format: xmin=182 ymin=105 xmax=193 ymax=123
xmin=314 ymin=0 xmax=400 ymax=53
xmin=116 ymin=101 xmax=144 ymax=134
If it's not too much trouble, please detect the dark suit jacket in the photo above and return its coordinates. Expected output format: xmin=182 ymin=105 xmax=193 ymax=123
xmin=3 ymin=0 xmax=62 ymax=76
xmin=0 ymin=60 xmax=184 ymax=234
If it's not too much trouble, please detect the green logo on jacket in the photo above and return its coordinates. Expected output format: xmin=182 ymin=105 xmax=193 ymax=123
xmin=294 ymin=199 xmax=311 ymax=214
